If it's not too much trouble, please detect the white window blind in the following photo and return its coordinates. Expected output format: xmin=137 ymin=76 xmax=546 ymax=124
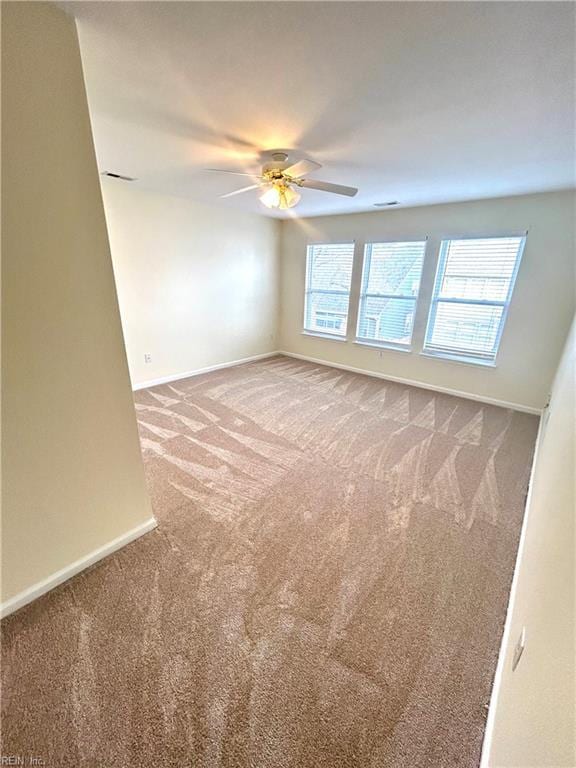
xmin=356 ymin=241 xmax=427 ymax=347
xmin=424 ymin=236 xmax=525 ymax=364
xmin=304 ymin=243 xmax=354 ymax=337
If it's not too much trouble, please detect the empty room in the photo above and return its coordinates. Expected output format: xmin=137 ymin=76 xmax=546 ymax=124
xmin=1 ymin=2 xmax=575 ymax=767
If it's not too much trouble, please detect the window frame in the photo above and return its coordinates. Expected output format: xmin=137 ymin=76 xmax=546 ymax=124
xmin=355 ymin=239 xmax=428 ymax=351
xmin=302 ymin=241 xmax=355 ymax=341
xmin=422 ymin=234 xmax=526 ymax=366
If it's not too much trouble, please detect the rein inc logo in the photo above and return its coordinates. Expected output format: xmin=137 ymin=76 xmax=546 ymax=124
xmin=0 ymin=759 xmax=44 ymax=766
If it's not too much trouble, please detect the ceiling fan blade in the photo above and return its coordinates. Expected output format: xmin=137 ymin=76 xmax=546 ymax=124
xmin=220 ymin=183 xmax=262 ymax=199
xmin=283 ymin=159 xmax=322 ymax=179
xmin=300 ymin=179 xmax=358 ymax=197
xmin=204 ymin=169 xmax=261 ymax=178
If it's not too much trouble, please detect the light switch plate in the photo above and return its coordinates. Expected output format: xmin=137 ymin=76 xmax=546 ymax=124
xmin=512 ymin=626 xmax=526 ymax=672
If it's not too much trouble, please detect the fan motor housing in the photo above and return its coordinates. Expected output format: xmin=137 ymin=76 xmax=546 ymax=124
xmin=261 ymin=150 xmax=291 ymax=177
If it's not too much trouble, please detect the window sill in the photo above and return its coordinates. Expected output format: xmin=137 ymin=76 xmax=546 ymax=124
xmin=301 ymin=330 xmax=347 ymax=343
xmin=354 ymin=340 xmax=412 ymax=354
xmin=420 ymin=350 xmax=497 ymax=368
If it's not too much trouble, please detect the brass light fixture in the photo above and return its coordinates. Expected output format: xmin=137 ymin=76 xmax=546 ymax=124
xmin=259 ymin=179 xmax=302 ymax=210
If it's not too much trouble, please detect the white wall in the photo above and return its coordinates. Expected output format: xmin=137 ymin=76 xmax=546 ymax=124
xmin=279 ymin=191 xmax=575 ymax=411
xmin=483 ymin=316 xmax=575 ymax=767
xmin=2 ymin=3 xmax=153 ymax=607
xmin=102 ymin=180 xmax=279 ymax=387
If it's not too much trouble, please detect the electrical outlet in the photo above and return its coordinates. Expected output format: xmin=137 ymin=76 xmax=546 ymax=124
xmin=144 ymin=353 xmax=152 ymax=364
xmin=512 ymin=627 xmax=526 ymax=671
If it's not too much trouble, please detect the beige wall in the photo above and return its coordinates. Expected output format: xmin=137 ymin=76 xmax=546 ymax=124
xmin=101 ymin=180 xmax=279 ymax=387
xmin=279 ymin=191 xmax=575 ymax=411
xmin=1 ymin=3 xmax=153 ymax=605
xmin=484 ymin=316 xmax=575 ymax=767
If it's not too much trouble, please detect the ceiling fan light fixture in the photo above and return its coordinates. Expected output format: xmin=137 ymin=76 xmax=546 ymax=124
xmin=259 ymin=183 xmax=301 ymax=210
xmin=210 ymin=152 xmax=358 ymax=208
xmin=279 ymin=185 xmax=301 ymax=209
xmin=259 ymin=185 xmax=282 ymax=208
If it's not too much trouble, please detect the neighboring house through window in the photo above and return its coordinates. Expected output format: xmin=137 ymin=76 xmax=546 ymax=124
xmin=357 ymin=240 xmax=427 ymax=348
xmin=303 ymin=243 xmax=355 ymax=337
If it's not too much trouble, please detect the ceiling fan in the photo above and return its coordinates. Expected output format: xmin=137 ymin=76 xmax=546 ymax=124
xmin=204 ymin=152 xmax=358 ymax=210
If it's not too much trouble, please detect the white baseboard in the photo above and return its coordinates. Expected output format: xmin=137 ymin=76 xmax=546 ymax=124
xmin=132 ymin=351 xmax=280 ymax=391
xmin=0 ymin=517 xmax=158 ymax=619
xmin=479 ymin=410 xmax=547 ymax=767
xmin=278 ymin=350 xmax=541 ymax=415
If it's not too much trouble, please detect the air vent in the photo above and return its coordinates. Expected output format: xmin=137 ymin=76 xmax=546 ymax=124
xmin=101 ymin=171 xmax=136 ymax=182
xmin=374 ymin=201 xmax=399 ymax=207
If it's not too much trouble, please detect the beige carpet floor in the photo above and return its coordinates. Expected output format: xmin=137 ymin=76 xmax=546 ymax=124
xmin=1 ymin=355 xmax=538 ymax=767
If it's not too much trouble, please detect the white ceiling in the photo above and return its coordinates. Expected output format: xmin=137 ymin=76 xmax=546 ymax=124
xmin=64 ymin=1 xmax=575 ymax=219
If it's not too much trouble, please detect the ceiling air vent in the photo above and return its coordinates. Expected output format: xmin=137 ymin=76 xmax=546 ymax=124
xmin=101 ymin=171 xmax=136 ymax=182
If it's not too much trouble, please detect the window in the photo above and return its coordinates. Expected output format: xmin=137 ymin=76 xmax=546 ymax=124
xmin=423 ymin=236 xmax=525 ymax=365
xmin=304 ymin=243 xmax=354 ymax=337
xmin=356 ymin=241 xmax=427 ymax=348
